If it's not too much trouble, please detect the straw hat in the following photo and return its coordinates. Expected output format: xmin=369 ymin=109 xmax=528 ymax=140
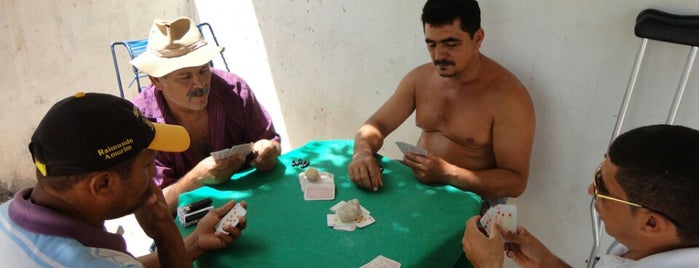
xmin=130 ymin=17 xmax=224 ymax=78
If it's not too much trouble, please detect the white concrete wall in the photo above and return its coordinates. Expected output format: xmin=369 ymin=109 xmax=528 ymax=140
xmin=3 ymin=0 xmax=699 ymax=267
xmin=0 ymin=0 xmax=194 ymax=190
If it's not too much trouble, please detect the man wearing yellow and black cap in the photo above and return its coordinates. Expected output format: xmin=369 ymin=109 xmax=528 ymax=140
xmin=0 ymin=92 xmax=246 ymax=267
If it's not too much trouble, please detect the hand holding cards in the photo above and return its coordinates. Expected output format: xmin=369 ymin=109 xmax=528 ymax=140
xmin=210 ymin=142 xmax=254 ymax=160
xmin=395 ymin=141 xmax=427 ymax=156
xmin=479 ymin=204 xmax=517 ymax=236
xmin=215 ymin=202 xmax=247 ymax=235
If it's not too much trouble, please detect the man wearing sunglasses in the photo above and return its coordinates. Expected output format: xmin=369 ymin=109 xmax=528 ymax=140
xmin=462 ymin=124 xmax=699 ymax=267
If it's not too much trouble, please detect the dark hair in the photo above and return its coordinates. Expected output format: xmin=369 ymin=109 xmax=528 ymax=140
xmin=37 ymin=155 xmax=137 ymax=192
xmin=609 ymin=124 xmax=699 ymax=243
xmin=421 ymin=0 xmax=481 ymax=37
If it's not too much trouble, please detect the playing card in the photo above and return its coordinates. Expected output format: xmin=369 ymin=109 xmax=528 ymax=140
xmin=395 ymin=141 xmax=427 ymax=156
xmin=304 ymin=183 xmax=335 ymax=200
xmin=299 ymin=172 xmax=334 ymax=191
xmin=479 ymin=208 xmax=494 ymax=235
xmin=327 ymin=214 xmax=338 ymax=227
xmin=329 ymin=200 xmax=345 ymax=212
xmin=327 ymin=200 xmax=375 ymax=231
xmin=299 ymin=171 xmax=335 ymax=201
xmin=327 ymin=214 xmax=356 ymax=231
xmin=210 ymin=142 xmax=254 ymax=160
xmin=479 ymin=204 xmax=516 ymax=236
xmin=210 ymin=148 xmax=230 ymax=160
xmin=329 ymin=200 xmax=371 ymax=215
xmin=360 ymin=255 xmax=401 ymax=268
xmin=229 ymin=142 xmax=253 ymax=156
xmin=355 ymin=214 xmax=376 ymax=228
xmin=497 ymin=205 xmax=517 ymax=233
xmin=215 ymin=203 xmax=247 ymax=234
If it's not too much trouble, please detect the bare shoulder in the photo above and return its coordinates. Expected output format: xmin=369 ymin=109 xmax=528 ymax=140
xmin=481 ymin=56 xmax=532 ymax=108
xmin=394 ymin=63 xmax=436 ymax=96
xmin=402 ymin=63 xmax=435 ymax=83
xmin=482 ymin=56 xmax=527 ymax=90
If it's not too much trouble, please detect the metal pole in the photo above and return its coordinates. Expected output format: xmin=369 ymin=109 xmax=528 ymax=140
xmin=610 ymin=39 xmax=648 ymax=144
xmin=666 ymin=46 xmax=697 ymax=124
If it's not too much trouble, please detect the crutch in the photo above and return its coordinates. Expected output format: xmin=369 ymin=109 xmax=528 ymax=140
xmin=586 ymin=8 xmax=699 ymax=268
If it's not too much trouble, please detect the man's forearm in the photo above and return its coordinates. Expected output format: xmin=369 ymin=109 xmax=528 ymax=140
xmin=182 ymin=233 xmax=205 ymax=261
xmin=137 ymin=229 xmax=192 ymax=268
xmin=442 ymin=165 xmax=527 ymax=198
xmin=162 ymin=175 xmax=200 ymax=212
xmin=353 ymin=124 xmax=384 ymax=157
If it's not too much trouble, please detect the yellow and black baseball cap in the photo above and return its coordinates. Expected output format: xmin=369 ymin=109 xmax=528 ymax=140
xmin=28 ymin=92 xmax=190 ymax=176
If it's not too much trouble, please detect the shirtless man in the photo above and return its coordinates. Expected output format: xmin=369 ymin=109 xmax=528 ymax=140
xmin=348 ymin=0 xmax=534 ymax=201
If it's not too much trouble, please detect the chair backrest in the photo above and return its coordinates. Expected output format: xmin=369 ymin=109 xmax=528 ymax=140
xmin=110 ymin=23 xmax=230 ymax=98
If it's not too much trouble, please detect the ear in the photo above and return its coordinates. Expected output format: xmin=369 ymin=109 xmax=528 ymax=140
xmin=87 ymin=171 xmax=118 ymax=197
xmin=148 ymin=76 xmax=163 ymax=91
xmin=473 ymin=28 xmax=484 ymax=48
xmin=640 ymin=213 xmax=673 ymax=235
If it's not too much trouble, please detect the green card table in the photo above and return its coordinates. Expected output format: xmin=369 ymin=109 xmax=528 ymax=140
xmin=177 ymin=140 xmax=481 ymax=267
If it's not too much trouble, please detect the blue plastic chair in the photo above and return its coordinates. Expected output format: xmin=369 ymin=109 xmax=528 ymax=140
xmin=110 ymin=22 xmax=230 ymax=98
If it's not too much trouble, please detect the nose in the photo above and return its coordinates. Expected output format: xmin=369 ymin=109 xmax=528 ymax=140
xmin=434 ymin=44 xmax=448 ymax=59
xmin=192 ymin=72 xmax=206 ymax=88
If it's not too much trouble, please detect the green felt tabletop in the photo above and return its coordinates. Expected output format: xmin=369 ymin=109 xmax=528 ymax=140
xmin=178 ymin=140 xmax=480 ymax=268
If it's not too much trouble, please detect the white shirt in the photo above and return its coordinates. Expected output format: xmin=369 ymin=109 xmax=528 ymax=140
xmin=596 ymin=243 xmax=699 ymax=268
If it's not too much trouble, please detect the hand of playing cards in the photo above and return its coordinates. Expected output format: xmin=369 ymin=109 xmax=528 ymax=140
xmin=479 ymin=204 xmax=517 ymax=236
xmin=210 ymin=142 xmax=254 ymax=161
xmin=395 ymin=141 xmax=427 ymax=156
xmin=215 ymin=202 xmax=247 ymax=235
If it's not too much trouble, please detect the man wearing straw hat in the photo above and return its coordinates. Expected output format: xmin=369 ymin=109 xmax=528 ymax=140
xmin=131 ymin=17 xmax=281 ymax=211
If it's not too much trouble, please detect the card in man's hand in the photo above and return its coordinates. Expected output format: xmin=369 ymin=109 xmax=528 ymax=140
xmin=215 ymin=202 xmax=247 ymax=235
xmin=479 ymin=204 xmax=517 ymax=236
xmin=395 ymin=141 xmax=427 ymax=156
xmin=210 ymin=142 xmax=254 ymax=160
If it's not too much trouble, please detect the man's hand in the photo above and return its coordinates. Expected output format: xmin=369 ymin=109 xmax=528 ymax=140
xmin=348 ymin=151 xmax=383 ymax=191
xmin=462 ymin=215 xmax=505 ymax=268
xmin=252 ymin=139 xmax=280 ymax=171
xmin=135 ymin=180 xmax=191 ymax=267
xmin=182 ymin=200 xmax=248 ymax=261
xmin=402 ymin=152 xmax=450 ymax=184
xmin=192 ymin=154 xmax=247 ymax=185
xmin=499 ymin=224 xmax=570 ymax=268
xmin=135 ymin=180 xmax=181 ymax=239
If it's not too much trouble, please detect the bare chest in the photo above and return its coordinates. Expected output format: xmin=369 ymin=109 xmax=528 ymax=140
xmin=415 ymin=89 xmax=494 ymax=146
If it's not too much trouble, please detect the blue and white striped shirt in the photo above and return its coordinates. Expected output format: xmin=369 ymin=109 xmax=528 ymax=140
xmin=0 ymin=188 xmax=142 ymax=267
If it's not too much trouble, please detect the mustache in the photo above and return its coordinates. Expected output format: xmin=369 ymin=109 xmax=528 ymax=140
xmin=434 ymin=60 xmax=455 ymax=66
xmin=187 ymin=87 xmax=210 ymax=99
